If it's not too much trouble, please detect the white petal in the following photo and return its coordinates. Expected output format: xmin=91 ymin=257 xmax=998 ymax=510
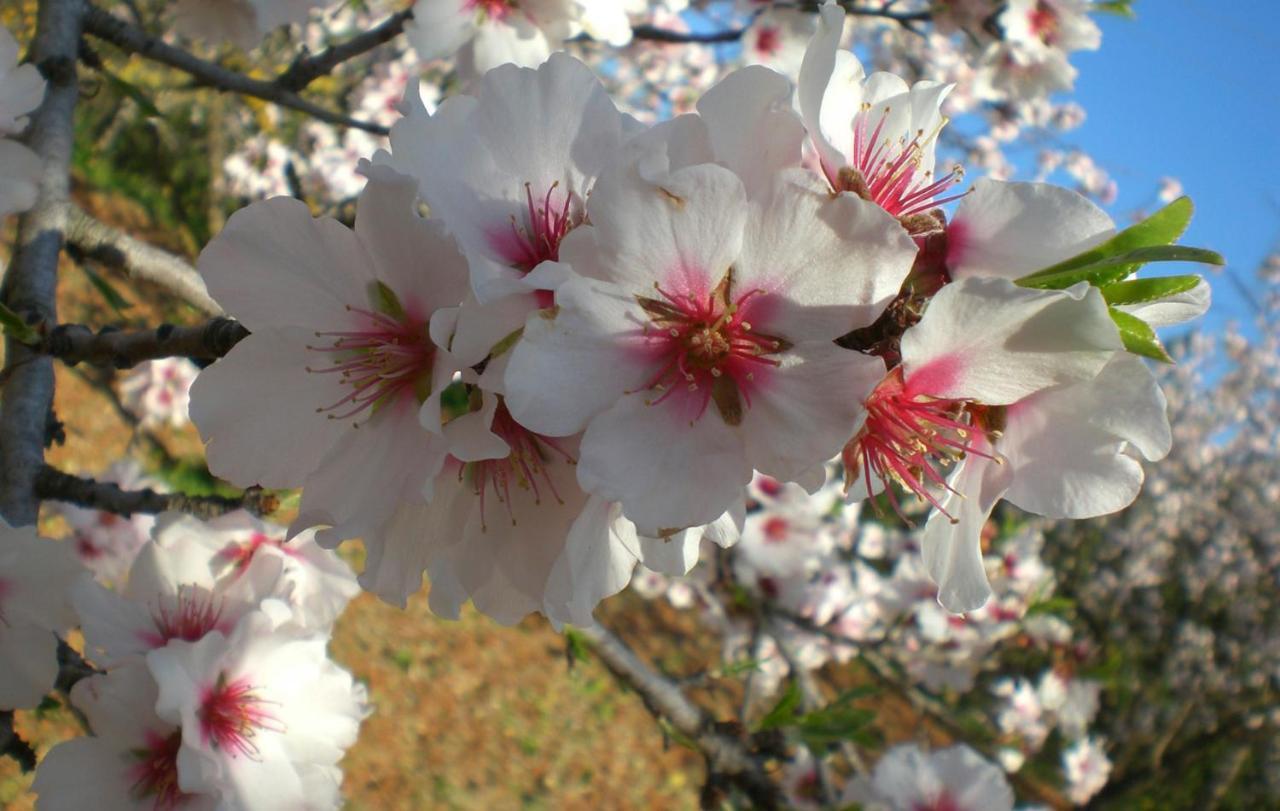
xmin=695 ymin=65 xmax=805 ymax=197
xmin=948 ymin=179 xmax=1115 ymax=280
xmin=1116 ymin=277 xmax=1210 ymax=328
xmin=901 ymin=277 xmax=1119 ymax=405
xmin=578 ymin=393 xmax=752 ymax=535
xmin=0 ymin=623 xmax=56 ymax=709
xmin=0 ymin=139 xmax=40 ymax=217
xmin=922 ymin=447 xmax=1012 ymax=613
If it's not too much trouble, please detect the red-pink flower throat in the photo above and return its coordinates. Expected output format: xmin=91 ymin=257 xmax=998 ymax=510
xmin=635 ymin=270 xmax=788 ymax=425
xmin=197 ymin=672 xmax=282 ymax=758
xmin=841 ymin=366 xmax=995 ymax=521
xmin=463 ymin=402 xmax=574 ymax=531
xmin=129 ymin=729 xmax=188 ymax=810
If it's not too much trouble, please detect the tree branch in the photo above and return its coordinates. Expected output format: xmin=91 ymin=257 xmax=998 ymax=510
xmin=0 ymin=0 xmax=87 ymax=526
xmin=65 ymin=204 xmax=222 ymax=316
xmin=630 ymin=24 xmax=750 ymax=44
xmin=38 ymin=317 xmax=248 ymax=369
xmin=579 ymin=623 xmax=785 ymax=809
xmin=0 ymin=711 xmax=37 ymax=771
xmin=276 ymin=9 xmax=413 ymax=92
xmin=631 ymin=2 xmax=932 ymax=45
xmin=35 ymin=465 xmax=277 ymax=519
xmin=81 ymin=6 xmax=389 ymax=136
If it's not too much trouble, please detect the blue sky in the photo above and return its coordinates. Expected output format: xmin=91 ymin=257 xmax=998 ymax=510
xmin=1069 ymin=0 xmax=1280 ymax=334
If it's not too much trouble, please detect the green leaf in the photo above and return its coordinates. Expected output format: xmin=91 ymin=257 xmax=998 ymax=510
xmin=367 ymin=280 xmax=406 ymax=321
xmin=756 ymin=679 xmax=801 ymax=732
xmin=0 ymin=301 xmax=40 ymax=345
xmin=563 ymin=627 xmax=590 ymax=668
xmin=794 ymin=706 xmax=877 ymax=747
xmin=76 ymin=261 xmax=132 ymax=314
xmin=1094 ymin=0 xmax=1136 ymax=18
xmin=720 ymin=657 xmax=764 ymax=678
xmin=1017 ymin=197 xmax=1196 ymax=288
xmin=1111 ymin=307 xmax=1172 ymax=363
xmin=103 ymin=71 xmax=163 ymax=119
xmin=1018 ymin=246 xmax=1224 ymax=291
xmin=1100 ymin=275 xmax=1202 ymax=306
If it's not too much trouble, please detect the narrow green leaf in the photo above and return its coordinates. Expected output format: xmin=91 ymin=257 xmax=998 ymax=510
xmin=720 ymin=657 xmax=764 ymax=678
xmin=563 ymin=627 xmax=590 ymax=668
xmin=1111 ymin=307 xmax=1172 ymax=363
xmin=76 ymin=261 xmax=132 ymax=314
xmin=0 ymin=301 xmax=40 ymax=345
xmin=1017 ymin=197 xmax=1195 ymax=285
xmin=1018 ymin=246 xmax=1223 ymax=291
xmin=756 ymin=679 xmax=801 ymax=732
xmin=103 ymin=71 xmax=163 ymax=119
xmin=1094 ymin=0 xmax=1136 ymax=18
xmin=1100 ymin=275 xmax=1202 ymax=306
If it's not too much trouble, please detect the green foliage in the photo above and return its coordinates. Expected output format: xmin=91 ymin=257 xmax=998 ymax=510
xmin=1099 ymin=274 xmax=1201 ymax=305
xmin=1110 ymin=307 xmax=1172 ymax=362
xmin=757 ymin=681 xmax=880 ymax=749
xmin=0 ymin=301 xmax=40 ymax=344
xmin=76 ymin=260 xmax=133 ymax=314
xmin=563 ymin=627 xmax=590 ymax=668
xmin=1094 ymin=0 xmax=1137 ymax=18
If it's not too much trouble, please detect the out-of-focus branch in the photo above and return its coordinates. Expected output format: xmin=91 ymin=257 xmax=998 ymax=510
xmin=0 ymin=0 xmax=87 ymax=526
xmin=276 ymin=9 xmax=413 ymax=91
xmin=38 ymin=317 xmax=248 ymax=368
xmin=631 ymin=1 xmax=931 ymax=44
xmin=0 ymin=711 xmax=37 ymax=771
xmin=81 ymin=6 xmax=390 ymax=135
xmin=65 ymin=204 xmax=221 ymax=315
xmin=35 ymin=465 xmax=277 ymax=519
xmin=578 ymin=623 xmax=785 ymax=809
xmin=766 ymin=618 xmax=837 ymax=807
xmin=630 ymin=24 xmax=750 ymax=44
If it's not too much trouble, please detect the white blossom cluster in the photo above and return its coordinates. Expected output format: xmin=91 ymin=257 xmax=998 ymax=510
xmin=120 ymin=357 xmax=201 ymax=430
xmin=5 ymin=511 xmax=368 ymax=810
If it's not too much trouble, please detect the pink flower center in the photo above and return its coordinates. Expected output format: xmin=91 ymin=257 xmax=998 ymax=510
xmin=634 ymin=271 xmax=788 ymax=425
xmin=1029 ymin=3 xmax=1059 ymax=43
xmin=833 ymin=105 xmax=965 ymax=219
xmin=141 ymin=588 xmax=227 ymax=648
xmin=913 ymin=792 xmax=964 ymax=811
xmin=129 ymin=729 xmax=189 ymax=810
xmin=490 ymin=183 xmax=582 ymax=308
xmin=215 ymin=531 xmax=300 ymax=577
xmin=75 ymin=533 xmax=105 ymax=560
xmin=762 ymin=516 xmax=790 ymax=542
xmin=307 ymin=303 xmax=435 ymax=424
xmin=754 ymin=25 xmax=781 ymax=56
xmin=841 ymin=367 xmax=995 ymax=520
xmin=197 ymin=673 xmax=281 ymax=759
xmin=462 ymin=402 xmax=575 ymax=531
xmin=465 ymin=0 xmax=517 ymax=21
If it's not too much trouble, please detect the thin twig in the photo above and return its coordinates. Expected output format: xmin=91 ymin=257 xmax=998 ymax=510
xmin=35 ymin=465 xmax=277 ymax=519
xmin=65 ymin=204 xmax=221 ymax=315
xmin=81 ymin=6 xmax=389 ymax=135
xmin=0 ymin=0 xmax=87 ymax=526
xmin=38 ymin=317 xmax=248 ymax=369
xmin=276 ymin=9 xmax=413 ymax=92
xmin=579 ymin=623 xmax=785 ymax=809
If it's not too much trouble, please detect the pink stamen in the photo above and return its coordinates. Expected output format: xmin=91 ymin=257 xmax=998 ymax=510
xmin=140 ymin=587 xmax=226 ymax=648
xmin=128 ymin=729 xmax=188 ymax=810
xmin=842 ymin=106 xmax=966 ymax=218
xmin=197 ymin=673 xmax=283 ymax=759
xmin=464 ymin=402 xmax=574 ymax=531
xmin=841 ymin=367 xmax=997 ymax=522
xmin=306 ymin=302 xmax=435 ymax=425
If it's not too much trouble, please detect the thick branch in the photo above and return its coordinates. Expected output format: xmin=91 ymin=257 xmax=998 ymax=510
xmin=579 ymin=624 xmax=784 ymax=809
xmin=65 ymin=204 xmax=221 ymax=315
xmin=35 ymin=465 xmax=277 ymax=519
xmin=81 ymin=6 xmax=389 ymax=135
xmin=276 ymin=9 xmax=413 ymax=92
xmin=0 ymin=0 xmax=86 ymax=526
xmin=39 ymin=317 xmax=248 ymax=368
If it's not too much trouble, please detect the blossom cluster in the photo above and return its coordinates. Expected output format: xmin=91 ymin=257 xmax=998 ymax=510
xmin=6 ymin=511 xmax=368 ymax=810
xmin=191 ymin=3 xmax=1209 ymax=638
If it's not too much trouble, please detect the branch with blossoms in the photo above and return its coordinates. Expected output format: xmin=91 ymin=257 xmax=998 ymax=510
xmin=34 ymin=465 xmax=277 ymax=518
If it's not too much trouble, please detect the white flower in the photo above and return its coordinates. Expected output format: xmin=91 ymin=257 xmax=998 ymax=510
xmin=741 ymin=9 xmax=817 ymax=80
xmin=384 ymin=53 xmax=628 ymax=373
xmin=844 ymin=743 xmax=1015 ymax=811
xmin=1038 ymin=670 xmax=1101 ymax=740
xmin=798 ymin=5 xmax=961 ymax=221
xmin=172 ymin=0 xmax=331 ymax=49
xmin=32 ymin=662 xmax=218 ymax=811
xmin=505 ymin=158 xmax=915 ymax=535
xmin=994 ymin=676 xmax=1050 ymax=749
xmin=1001 ymin=0 xmax=1100 ymax=55
xmin=0 ymin=24 xmax=44 ymax=136
xmin=190 ymin=167 xmax=471 ymax=553
xmin=407 ymin=0 xmax=577 ymax=81
xmin=147 ymin=603 xmax=368 ymax=810
xmin=0 ymin=521 xmax=85 ymax=709
xmin=1062 ymin=736 xmax=1112 ymax=805
xmin=49 ymin=461 xmax=157 ymax=584
xmin=120 ymin=358 xmax=200 ymax=430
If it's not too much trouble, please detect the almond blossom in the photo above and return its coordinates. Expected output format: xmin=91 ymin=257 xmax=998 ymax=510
xmin=505 ymin=158 xmax=917 ymax=535
xmin=797 ymin=5 xmax=962 ymax=227
xmin=32 ymin=662 xmax=217 ymax=811
xmin=189 ymin=166 xmax=470 ymax=553
xmin=407 ymin=0 xmax=577 ymax=81
xmin=0 ymin=23 xmax=43 ymax=217
xmin=0 ymin=521 xmax=85 ymax=710
xmin=120 ymin=358 xmax=200 ymax=430
xmin=172 ymin=0 xmax=332 ymax=49
xmin=843 ymin=743 xmax=1015 ymax=811
xmin=146 ymin=602 xmax=368 ymax=810
xmin=48 ymin=461 xmax=157 ymax=584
